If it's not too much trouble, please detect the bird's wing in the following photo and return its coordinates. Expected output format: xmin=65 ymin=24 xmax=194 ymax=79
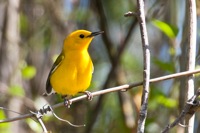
xmin=46 ymin=52 xmax=64 ymax=94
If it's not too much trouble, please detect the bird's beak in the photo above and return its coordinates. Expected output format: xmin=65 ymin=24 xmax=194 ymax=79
xmin=87 ymin=31 xmax=104 ymax=38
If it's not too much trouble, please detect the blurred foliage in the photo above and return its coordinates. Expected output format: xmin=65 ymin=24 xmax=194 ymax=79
xmin=21 ymin=65 xmax=36 ymax=79
xmin=0 ymin=110 xmax=10 ymax=133
xmin=92 ymin=93 xmax=130 ymax=133
xmin=0 ymin=0 xmax=200 ymax=133
xmin=8 ymin=85 xmax=25 ymax=97
xmin=26 ymin=119 xmax=43 ymax=133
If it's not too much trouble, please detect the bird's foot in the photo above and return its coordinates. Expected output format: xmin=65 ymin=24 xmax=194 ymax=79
xmin=81 ymin=91 xmax=93 ymax=101
xmin=62 ymin=95 xmax=72 ymax=108
xmin=64 ymin=98 xmax=72 ymax=108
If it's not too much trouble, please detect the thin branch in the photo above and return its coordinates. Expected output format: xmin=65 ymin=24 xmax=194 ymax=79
xmin=0 ymin=113 xmax=34 ymax=123
xmin=184 ymin=0 xmax=197 ymax=132
xmin=30 ymin=111 xmax=48 ymax=132
xmin=38 ymin=118 xmax=48 ymax=133
xmin=149 ymin=69 xmax=200 ymax=83
xmin=0 ymin=107 xmax=23 ymax=115
xmin=1 ymin=69 xmax=199 ymax=124
xmin=162 ymin=89 xmax=200 ymax=133
xmin=86 ymin=1 xmax=137 ymax=132
xmin=93 ymin=0 xmax=114 ymax=63
xmin=48 ymin=106 xmax=85 ymax=127
xmin=136 ymin=0 xmax=151 ymax=132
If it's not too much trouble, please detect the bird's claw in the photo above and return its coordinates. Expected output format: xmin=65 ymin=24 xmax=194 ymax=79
xmin=83 ymin=91 xmax=93 ymax=101
xmin=64 ymin=98 xmax=72 ymax=108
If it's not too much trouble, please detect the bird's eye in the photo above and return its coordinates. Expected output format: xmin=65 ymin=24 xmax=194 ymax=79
xmin=79 ymin=34 xmax=85 ymax=38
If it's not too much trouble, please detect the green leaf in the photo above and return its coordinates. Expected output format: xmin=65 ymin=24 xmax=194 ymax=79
xmin=22 ymin=65 xmax=36 ymax=79
xmin=8 ymin=85 xmax=25 ymax=97
xmin=152 ymin=19 xmax=178 ymax=38
xmin=0 ymin=110 xmax=11 ymax=133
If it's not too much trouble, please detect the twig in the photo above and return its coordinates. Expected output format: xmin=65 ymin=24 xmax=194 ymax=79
xmin=48 ymin=106 xmax=85 ymax=127
xmin=149 ymin=69 xmax=200 ymax=83
xmin=136 ymin=0 xmax=151 ymax=132
xmin=94 ymin=0 xmax=114 ymax=63
xmin=30 ymin=111 xmax=48 ymax=132
xmin=38 ymin=118 xmax=47 ymax=133
xmin=0 ymin=113 xmax=34 ymax=123
xmin=161 ymin=89 xmax=200 ymax=133
xmin=0 ymin=107 xmax=23 ymax=115
xmin=0 ymin=69 xmax=200 ymax=124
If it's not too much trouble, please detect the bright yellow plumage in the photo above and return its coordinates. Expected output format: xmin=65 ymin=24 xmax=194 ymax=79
xmin=46 ymin=30 xmax=103 ymax=96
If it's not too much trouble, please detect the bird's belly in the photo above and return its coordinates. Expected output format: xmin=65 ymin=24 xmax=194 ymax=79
xmin=50 ymin=59 xmax=92 ymax=96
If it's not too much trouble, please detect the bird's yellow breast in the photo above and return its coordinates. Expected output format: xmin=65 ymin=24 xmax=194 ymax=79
xmin=50 ymin=50 xmax=93 ymax=96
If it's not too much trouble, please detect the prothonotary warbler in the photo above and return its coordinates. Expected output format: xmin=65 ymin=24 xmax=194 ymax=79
xmin=45 ymin=30 xmax=103 ymax=107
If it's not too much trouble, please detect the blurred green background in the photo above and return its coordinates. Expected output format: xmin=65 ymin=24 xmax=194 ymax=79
xmin=0 ymin=0 xmax=200 ymax=133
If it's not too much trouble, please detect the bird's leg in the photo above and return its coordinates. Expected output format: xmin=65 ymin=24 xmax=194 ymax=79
xmin=80 ymin=91 xmax=93 ymax=101
xmin=62 ymin=95 xmax=72 ymax=108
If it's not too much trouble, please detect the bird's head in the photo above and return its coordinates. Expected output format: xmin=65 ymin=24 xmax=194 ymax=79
xmin=63 ymin=30 xmax=104 ymax=51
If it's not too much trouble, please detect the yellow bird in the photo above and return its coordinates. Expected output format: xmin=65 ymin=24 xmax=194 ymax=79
xmin=45 ymin=30 xmax=103 ymax=106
